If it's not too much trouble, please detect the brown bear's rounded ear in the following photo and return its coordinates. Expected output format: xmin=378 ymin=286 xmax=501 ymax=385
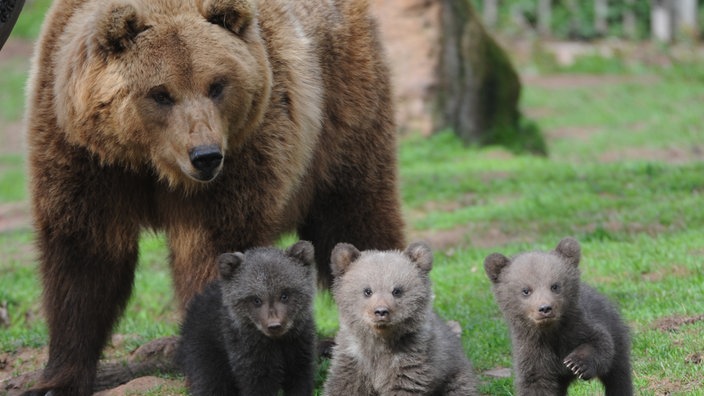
xmin=95 ymin=3 xmax=147 ymax=54
xmin=198 ymin=0 xmax=255 ymax=35
xmin=554 ymin=237 xmax=581 ymax=268
xmin=286 ymin=240 xmax=315 ymax=267
xmin=403 ymin=242 xmax=433 ymax=273
xmin=330 ymin=243 xmax=360 ymax=278
xmin=218 ymin=252 xmax=245 ymax=280
xmin=484 ymin=253 xmax=510 ymax=284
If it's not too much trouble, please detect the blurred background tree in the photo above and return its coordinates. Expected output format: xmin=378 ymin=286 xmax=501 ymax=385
xmin=472 ymin=0 xmax=701 ymax=42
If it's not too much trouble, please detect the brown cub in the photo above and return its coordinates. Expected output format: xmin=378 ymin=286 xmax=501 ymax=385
xmin=484 ymin=237 xmax=633 ymax=396
xmin=324 ymin=242 xmax=478 ymax=395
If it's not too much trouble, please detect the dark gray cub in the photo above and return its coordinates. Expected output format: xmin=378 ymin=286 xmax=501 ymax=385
xmin=323 ymin=241 xmax=478 ymax=395
xmin=484 ymin=237 xmax=633 ymax=396
xmin=176 ymin=241 xmax=316 ymax=396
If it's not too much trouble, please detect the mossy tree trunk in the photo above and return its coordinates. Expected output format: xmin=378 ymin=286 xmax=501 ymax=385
xmin=435 ymin=0 xmax=545 ymax=155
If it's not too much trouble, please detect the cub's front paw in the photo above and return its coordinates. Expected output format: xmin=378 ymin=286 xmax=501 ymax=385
xmin=563 ymin=350 xmax=596 ymax=380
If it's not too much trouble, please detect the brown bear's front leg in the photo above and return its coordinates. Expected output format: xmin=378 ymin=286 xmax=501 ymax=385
xmin=167 ymin=224 xmax=222 ymax=310
xmin=27 ymin=223 xmax=139 ymax=396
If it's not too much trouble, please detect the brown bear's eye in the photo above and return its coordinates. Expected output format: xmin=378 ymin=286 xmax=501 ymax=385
xmin=550 ymin=283 xmax=561 ymax=293
xmin=149 ymin=87 xmax=174 ymax=106
xmin=208 ymin=80 xmax=226 ymax=101
xmin=363 ymin=288 xmax=372 ymax=297
xmin=280 ymin=292 xmax=288 ymax=302
xmin=252 ymin=297 xmax=262 ymax=306
xmin=391 ymin=288 xmax=403 ymax=298
xmin=521 ymin=287 xmax=532 ymax=297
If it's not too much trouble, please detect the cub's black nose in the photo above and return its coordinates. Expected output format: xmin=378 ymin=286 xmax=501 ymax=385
xmin=538 ymin=304 xmax=553 ymax=315
xmin=189 ymin=145 xmax=223 ymax=180
xmin=374 ymin=307 xmax=389 ymax=318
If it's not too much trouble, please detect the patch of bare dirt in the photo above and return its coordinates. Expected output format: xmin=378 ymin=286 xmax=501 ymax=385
xmin=522 ymin=73 xmax=660 ymax=89
xmin=600 ymin=146 xmax=704 ymax=165
xmin=641 ymin=265 xmax=695 ymax=283
xmin=93 ymin=376 xmax=183 ymax=396
xmin=645 ymin=375 xmax=704 ymax=396
xmin=653 ymin=314 xmax=704 ymax=332
xmin=0 ymin=202 xmax=31 ymax=233
xmin=0 ymin=347 xmax=47 ymax=383
xmin=0 ymin=38 xmax=33 ymax=63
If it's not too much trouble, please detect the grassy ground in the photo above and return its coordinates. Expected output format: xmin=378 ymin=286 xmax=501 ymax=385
xmin=1 ymin=7 xmax=703 ymax=395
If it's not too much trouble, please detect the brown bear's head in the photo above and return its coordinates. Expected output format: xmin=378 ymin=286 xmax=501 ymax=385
xmin=53 ymin=0 xmax=272 ymax=189
xmin=484 ymin=237 xmax=582 ymax=331
xmin=330 ymin=242 xmax=434 ymax=339
xmin=217 ymin=241 xmax=316 ymax=339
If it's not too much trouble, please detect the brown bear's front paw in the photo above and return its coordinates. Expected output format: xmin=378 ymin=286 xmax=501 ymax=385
xmin=563 ymin=352 xmax=596 ymax=380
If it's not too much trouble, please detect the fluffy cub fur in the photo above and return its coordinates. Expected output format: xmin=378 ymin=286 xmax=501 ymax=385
xmin=176 ymin=241 xmax=316 ymax=396
xmin=324 ymin=242 xmax=478 ymax=395
xmin=484 ymin=237 xmax=633 ymax=396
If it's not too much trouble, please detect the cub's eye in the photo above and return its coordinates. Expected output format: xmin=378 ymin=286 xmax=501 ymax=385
xmin=521 ymin=287 xmax=532 ymax=297
xmin=550 ymin=283 xmax=561 ymax=293
xmin=391 ymin=287 xmax=403 ymax=297
xmin=208 ymin=80 xmax=225 ymax=100
xmin=363 ymin=288 xmax=372 ymax=297
xmin=148 ymin=87 xmax=174 ymax=106
xmin=252 ymin=297 xmax=262 ymax=306
xmin=280 ymin=292 xmax=288 ymax=302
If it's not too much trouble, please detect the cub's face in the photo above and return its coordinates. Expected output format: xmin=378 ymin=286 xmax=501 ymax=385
xmin=331 ymin=243 xmax=434 ymax=337
xmin=484 ymin=237 xmax=582 ymax=329
xmin=218 ymin=242 xmax=315 ymax=339
xmin=499 ymin=254 xmax=580 ymax=328
xmin=53 ymin=0 xmax=272 ymax=189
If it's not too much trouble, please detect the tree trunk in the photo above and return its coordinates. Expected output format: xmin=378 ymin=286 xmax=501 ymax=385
xmin=436 ymin=0 xmax=545 ymax=154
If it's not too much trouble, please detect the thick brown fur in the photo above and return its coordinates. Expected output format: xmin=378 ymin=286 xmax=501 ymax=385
xmin=324 ymin=242 xmax=478 ymax=395
xmin=24 ymin=0 xmax=404 ymax=394
xmin=484 ymin=237 xmax=633 ymax=396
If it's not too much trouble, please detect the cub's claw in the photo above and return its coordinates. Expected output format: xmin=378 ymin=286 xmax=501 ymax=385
xmin=563 ymin=356 xmax=593 ymax=380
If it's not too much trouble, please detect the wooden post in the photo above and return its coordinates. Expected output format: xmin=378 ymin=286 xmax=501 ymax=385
xmin=623 ymin=0 xmax=637 ymax=39
xmin=483 ymin=0 xmax=499 ymax=28
xmin=595 ymin=0 xmax=608 ymax=36
xmin=675 ymin=0 xmax=698 ymax=38
xmin=651 ymin=0 xmax=674 ymax=43
xmin=538 ymin=0 xmax=552 ymax=36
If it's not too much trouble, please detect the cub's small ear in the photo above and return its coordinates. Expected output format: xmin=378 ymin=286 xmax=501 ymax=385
xmin=198 ymin=0 xmax=255 ymax=35
xmin=330 ymin=243 xmax=360 ymax=278
xmin=95 ymin=3 xmax=147 ymax=54
xmin=403 ymin=241 xmax=433 ymax=273
xmin=554 ymin=237 xmax=581 ymax=268
xmin=484 ymin=253 xmax=510 ymax=284
xmin=218 ymin=252 xmax=245 ymax=280
xmin=286 ymin=240 xmax=315 ymax=267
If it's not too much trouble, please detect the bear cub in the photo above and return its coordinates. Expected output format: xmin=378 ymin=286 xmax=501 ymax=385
xmin=176 ymin=241 xmax=317 ymax=396
xmin=323 ymin=242 xmax=478 ymax=395
xmin=484 ymin=237 xmax=633 ymax=396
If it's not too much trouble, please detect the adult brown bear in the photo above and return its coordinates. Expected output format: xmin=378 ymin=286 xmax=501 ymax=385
xmin=24 ymin=0 xmax=404 ymax=394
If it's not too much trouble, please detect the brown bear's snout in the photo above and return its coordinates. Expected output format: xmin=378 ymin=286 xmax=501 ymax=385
xmin=189 ymin=144 xmax=224 ymax=181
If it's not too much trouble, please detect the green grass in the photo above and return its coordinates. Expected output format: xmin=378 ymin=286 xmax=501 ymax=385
xmin=8 ymin=0 xmax=53 ymax=40
xmin=1 ymin=12 xmax=703 ymax=392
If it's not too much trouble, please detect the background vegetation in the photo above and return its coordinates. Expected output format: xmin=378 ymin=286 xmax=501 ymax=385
xmin=1 ymin=1 xmax=703 ymax=395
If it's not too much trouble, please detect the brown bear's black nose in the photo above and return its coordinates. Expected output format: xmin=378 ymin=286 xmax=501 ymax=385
xmin=538 ymin=304 xmax=552 ymax=315
xmin=189 ymin=145 xmax=223 ymax=178
xmin=374 ymin=307 xmax=389 ymax=318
